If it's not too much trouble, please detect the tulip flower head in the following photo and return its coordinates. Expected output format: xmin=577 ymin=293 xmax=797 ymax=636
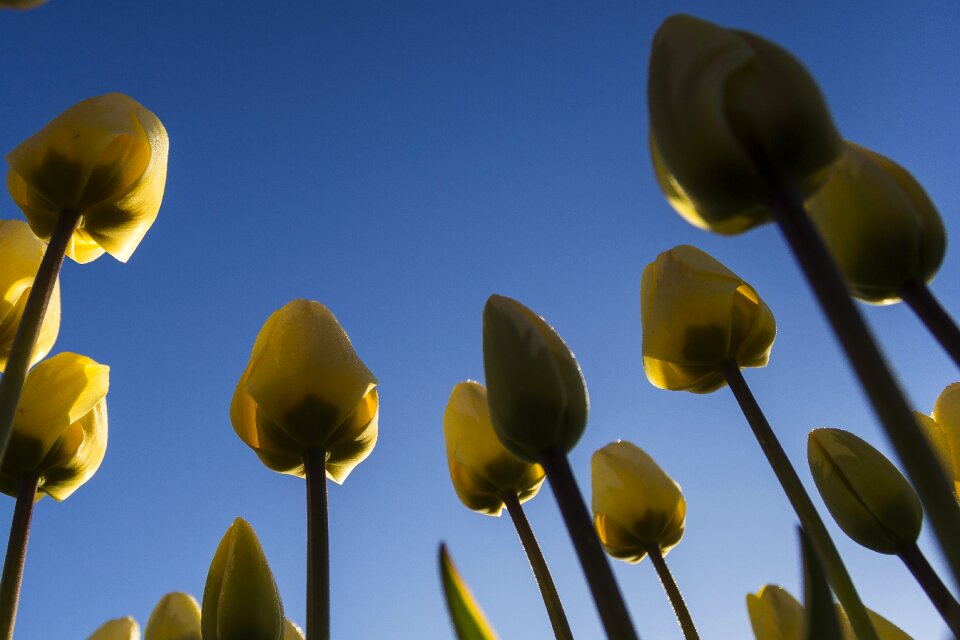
xmin=231 ymin=299 xmax=379 ymax=484
xmin=88 ymin=617 xmax=142 ymax=640
xmin=648 ymin=15 xmax=841 ymax=234
xmin=808 ymin=428 xmax=922 ymax=554
xmin=145 ymin=592 xmax=201 ymax=640
xmin=482 ymin=295 xmax=588 ymax=462
xmin=0 ymin=352 xmax=108 ymax=500
xmin=6 ymin=93 xmax=169 ymax=263
xmin=918 ymin=383 xmax=960 ymax=500
xmin=282 ymin=621 xmax=304 ymax=640
xmin=641 ymin=245 xmax=776 ymax=393
xmin=591 ymin=441 xmax=686 ymax=563
xmin=0 ymin=219 xmax=61 ymax=371
xmin=444 ymin=380 xmax=545 ymax=516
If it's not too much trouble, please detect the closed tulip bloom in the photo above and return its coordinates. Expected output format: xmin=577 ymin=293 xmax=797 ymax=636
xmin=231 ymin=299 xmax=378 ymax=483
xmin=145 ymin=592 xmax=201 ymax=640
xmin=0 ymin=220 xmax=61 ymax=371
xmin=6 ymin=93 xmax=168 ymax=263
xmin=806 ymin=142 xmax=945 ymax=304
xmin=482 ymin=295 xmax=588 ymax=462
xmin=282 ymin=621 xmax=304 ymax=640
xmin=591 ymin=441 xmax=685 ymax=563
xmin=201 ymin=518 xmax=284 ymax=640
xmin=444 ymin=381 xmax=545 ymax=516
xmin=88 ymin=617 xmax=142 ymax=640
xmin=641 ymin=245 xmax=776 ymax=393
xmin=0 ymin=352 xmax=108 ymax=500
xmin=808 ymin=428 xmax=922 ymax=554
xmin=917 ymin=383 xmax=960 ymax=500
xmin=648 ymin=15 xmax=840 ymax=234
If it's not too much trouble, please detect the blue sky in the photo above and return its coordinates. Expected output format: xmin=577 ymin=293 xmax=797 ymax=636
xmin=1 ymin=1 xmax=959 ymax=638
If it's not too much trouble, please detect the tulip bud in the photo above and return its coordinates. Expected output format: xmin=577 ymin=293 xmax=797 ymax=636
xmin=648 ymin=15 xmax=841 ymax=234
xmin=88 ymin=617 xmax=141 ymax=640
xmin=282 ymin=621 xmax=304 ymax=640
xmin=482 ymin=295 xmax=588 ymax=462
xmin=806 ymin=142 xmax=945 ymax=304
xmin=443 ymin=381 xmax=545 ymax=516
xmin=145 ymin=592 xmax=201 ymax=640
xmin=0 ymin=352 xmax=108 ymax=500
xmin=808 ymin=428 xmax=922 ymax=554
xmin=0 ymin=220 xmax=61 ymax=371
xmin=747 ymin=585 xmax=804 ymax=640
xmin=6 ymin=93 xmax=168 ymax=263
xmin=230 ymin=299 xmax=379 ymax=483
xmin=641 ymin=245 xmax=776 ymax=393
xmin=591 ymin=441 xmax=685 ymax=563
xmin=917 ymin=383 xmax=960 ymax=500
xmin=201 ymin=518 xmax=284 ymax=640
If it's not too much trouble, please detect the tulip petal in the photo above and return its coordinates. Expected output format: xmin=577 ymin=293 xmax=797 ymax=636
xmin=87 ymin=617 xmax=141 ymax=640
xmin=145 ymin=591 xmax=201 ymax=640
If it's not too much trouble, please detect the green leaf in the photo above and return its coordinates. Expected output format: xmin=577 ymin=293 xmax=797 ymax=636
xmin=439 ymin=544 xmax=500 ymax=640
xmin=800 ymin=528 xmax=843 ymax=640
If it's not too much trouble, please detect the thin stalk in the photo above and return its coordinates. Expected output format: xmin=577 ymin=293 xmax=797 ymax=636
xmin=502 ymin=491 xmax=573 ymax=640
xmin=0 ymin=474 xmax=39 ymax=640
xmin=644 ymin=546 xmax=698 ymax=640
xmin=898 ymin=540 xmax=960 ymax=636
xmin=900 ymin=279 xmax=960 ymax=370
xmin=768 ymin=185 xmax=960 ymax=589
xmin=538 ymin=446 xmax=639 ymax=640
xmin=0 ymin=209 xmax=81 ymax=468
xmin=720 ymin=362 xmax=877 ymax=640
xmin=304 ymin=447 xmax=329 ymax=640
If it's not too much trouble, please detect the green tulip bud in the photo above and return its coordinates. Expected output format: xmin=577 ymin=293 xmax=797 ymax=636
xmin=88 ymin=617 xmax=141 ymax=640
xmin=282 ymin=620 xmax=304 ymax=640
xmin=145 ymin=592 xmax=201 ymax=640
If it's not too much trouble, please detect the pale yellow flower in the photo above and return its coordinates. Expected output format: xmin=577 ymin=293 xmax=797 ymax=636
xmin=88 ymin=617 xmax=141 ymax=640
xmin=917 ymin=383 xmax=960 ymax=501
xmin=145 ymin=592 xmax=201 ymax=640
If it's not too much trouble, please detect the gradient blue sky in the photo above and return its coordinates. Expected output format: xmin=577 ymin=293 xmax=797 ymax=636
xmin=1 ymin=1 xmax=959 ymax=638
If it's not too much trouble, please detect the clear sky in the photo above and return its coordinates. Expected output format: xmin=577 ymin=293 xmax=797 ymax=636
xmin=1 ymin=1 xmax=959 ymax=638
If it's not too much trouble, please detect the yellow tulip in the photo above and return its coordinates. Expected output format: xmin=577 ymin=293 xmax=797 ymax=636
xmin=88 ymin=617 xmax=141 ymax=640
xmin=0 ymin=0 xmax=47 ymax=9
xmin=201 ymin=518 xmax=284 ymax=640
xmin=591 ymin=441 xmax=685 ymax=563
xmin=0 ymin=352 xmax=108 ymax=500
xmin=808 ymin=428 xmax=922 ymax=554
xmin=230 ymin=299 xmax=378 ymax=483
xmin=641 ymin=245 xmax=776 ymax=393
xmin=443 ymin=380 xmax=545 ymax=516
xmin=0 ymin=219 xmax=61 ymax=371
xmin=648 ymin=15 xmax=840 ymax=234
xmin=145 ymin=592 xmax=201 ymax=640
xmin=482 ymin=295 xmax=588 ymax=462
xmin=282 ymin=620 xmax=304 ymax=640
xmin=917 ymin=383 xmax=960 ymax=500
xmin=6 ymin=93 xmax=168 ymax=263
xmin=806 ymin=142 xmax=945 ymax=304
xmin=837 ymin=606 xmax=912 ymax=640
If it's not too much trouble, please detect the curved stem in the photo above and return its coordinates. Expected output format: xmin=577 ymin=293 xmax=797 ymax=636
xmin=900 ymin=279 xmax=960 ymax=370
xmin=538 ymin=446 xmax=639 ymax=640
xmin=720 ymin=362 xmax=877 ymax=640
xmin=644 ymin=546 xmax=699 ymax=640
xmin=304 ymin=448 xmax=329 ymax=640
xmin=0 ymin=474 xmax=39 ymax=640
xmin=898 ymin=540 xmax=960 ymax=636
xmin=0 ymin=210 xmax=81 ymax=468
xmin=502 ymin=491 xmax=574 ymax=640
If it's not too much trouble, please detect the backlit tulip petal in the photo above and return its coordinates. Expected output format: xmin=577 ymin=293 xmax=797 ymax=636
xmin=6 ymin=93 xmax=168 ymax=263
xmin=145 ymin=592 xmax=201 ymax=640
xmin=836 ymin=606 xmax=912 ymax=640
xmin=282 ymin=620 xmax=304 ymax=640
xmin=88 ymin=617 xmax=141 ymax=640
xmin=747 ymin=585 xmax=803 ymax=640
xmin=926 ymin=383 xmax=960 ymax=500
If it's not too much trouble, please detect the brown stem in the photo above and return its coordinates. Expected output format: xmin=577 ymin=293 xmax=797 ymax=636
xmin=645 ymin=546 xmax=699 ymax=640
xmin=0 ymin=474 xmax=39 ymax=640
xmin=900 ymin=279 xmax=960 ymax=370
xmin=898 ymin=540 xmax=960 ymax=636
xmin=304 ymin=448 xmax=329 ymax=640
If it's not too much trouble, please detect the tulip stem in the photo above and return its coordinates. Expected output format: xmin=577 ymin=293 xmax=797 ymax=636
xmin=502 ymin=491 xmax=574 ymax=640
xmin=644 ymin=546 xmax=699 ymax=640
xmin=720 ymin=362 xmax=878 ymax=640
xmin=898 ymin=540 xmax=960 ymax=636
xmin=900 ymin=279 xmax=960 ymax=370
xmin=538 ymin=446 xmax=639 ymax=640
xmin=0 ymin=474 xmax=38 ymax=640
xmin=0 ymin=209 xmax=81 ymax=469
xmin=305 ymin=447 xmax=330 ymax=640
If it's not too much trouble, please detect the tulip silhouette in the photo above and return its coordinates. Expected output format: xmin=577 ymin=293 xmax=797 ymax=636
xmin=145 ymin=592 xmax=201 ymax=640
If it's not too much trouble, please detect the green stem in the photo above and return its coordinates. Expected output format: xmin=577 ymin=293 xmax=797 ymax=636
xmin=644 ymin=546 xmax=699 ymax=640
xmin=900 ymin=279 xmax=960 ymax=370
xmin=502 ymin=491 xmax=574 ymax=640
xmin=720 ymin=362 xmax=877 ymax=640
xmin=0 ymin=474 xmax=39 ymax=640
xmin=0 ymin=210 xmax=81 ymax=468
xmin=768 ymin=186 xmax=960 ymax=590
xmin=304 ymin=447 xmax=329 ymax=640
xmin=898 ymin=540 xmax=960 ymax=636
xmin=538 ymin=446 xmax=639 ymax=640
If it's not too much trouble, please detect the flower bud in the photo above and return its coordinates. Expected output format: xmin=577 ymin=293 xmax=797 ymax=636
xmin=145 ymin=592 xmax=201 ymax=640
xmin=282 ymin=621 xmax=304 ymax=640
xmin=648 ymin=15 xmax=841 ymax=234
xmin=0 ymin=219 xmax=61 ymax=371
xmin=747 ymin=585 xmax=804 ymax=640
xmin=201 ymin=518 xmax=284 ymax=640
xmin=230 ymin=299 xmax=378 ymax=484
xmin=641 ymin=245 xmax=776 ymax=393
xmin=591 ymin=441 xmax=685 ymax=563
xmin=88 ymin=617 xmax=141 ymax=640
xmin=6 ymin=93 xmax=168 ymax=263
xmin=806 ymin=142 xmax=945 ymax=304
xmin=917 ymin=383 xmax=960 ymax=500
xmin=482 ymin=295 xmax=588 ymax=462
xmin=808 ymin=428 xmax=922 ymax=554
xmin=443 ymin=381 xmax=545 ymax=516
